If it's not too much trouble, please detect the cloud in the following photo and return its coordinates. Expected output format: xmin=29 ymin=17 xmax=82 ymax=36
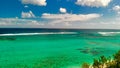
xmin=113 ymin=5 xmax=120 ymax=15
xmin=21 ymin=11 xmax=36 ymax=18
xmin=24 ymin=5 xmax=29 ymax=8
xmin=4 ymin=13 xmax=100 ymax=27
xmin=59 ymin=8 xmax=67 ymax=13
xmin=0 ymin=18 xmax=44 ymax=27
xmin=76 ymin=0 xmax=111 ymax=7
xmin=42 ymin=13 xmax=101 ymax=23
xmin=41 ymin=13 xmax=101 ymax=25
xmin=0 ymin=17 xmax=120 ymax=29
xmin=21 ymin=0 xmax=47 ymax=6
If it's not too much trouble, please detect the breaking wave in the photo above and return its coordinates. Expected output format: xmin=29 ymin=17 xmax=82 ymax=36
xmin=0 ymin=31 xmax=120 ymax=37
xmin=0 ymin=32 xmax=77 ymax=36
xmin=98 ymin=32 xmax=120 ymax=36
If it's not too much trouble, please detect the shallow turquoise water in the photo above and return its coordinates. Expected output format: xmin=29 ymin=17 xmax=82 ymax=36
xmin=0 ymin=33 xmax=120 ymax=68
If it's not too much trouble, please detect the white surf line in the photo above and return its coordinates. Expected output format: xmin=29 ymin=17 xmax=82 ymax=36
xmin=0 ymin=32 xmax=77 ymax=36
xmin=98 ymin=32 xmax=120 ymax=36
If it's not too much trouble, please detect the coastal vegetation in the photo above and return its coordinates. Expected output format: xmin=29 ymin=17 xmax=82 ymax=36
xmin=82 ymin=50 xmax=120 ymax=68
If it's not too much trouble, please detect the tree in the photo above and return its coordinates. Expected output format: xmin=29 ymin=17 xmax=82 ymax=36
xmin=82 ymin=62 xmax=90 ymax=68
xmin=93 ymin=59 xmax=101 ymax=68
xmin=100 ymin=56 xmax=107 ymax=64
xmin=89 ymin=50 xmax=120 ymax=68
xmin=113 ymin=50 xmax=120 ymax=68
xmin=99 ymin=56 xmax=107 ymax=68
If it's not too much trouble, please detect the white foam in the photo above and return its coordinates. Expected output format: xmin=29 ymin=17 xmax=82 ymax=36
xmin=0 ymin=32 xmax=77 ymax=36
xmin=98 ymin=32 xmax=120 ymax=36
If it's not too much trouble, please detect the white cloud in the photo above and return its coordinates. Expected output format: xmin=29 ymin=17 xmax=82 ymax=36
xmin=24 ymin=5 xmax=29 ymax=8
xmin=113 ymin=5 xmax=120 ymax=11
xmin=0 ymin=17 xmax=120 ymax=29
xmin=21 ymin=0 xmax=47 ymax=6
xmin=3 ymin=13 xmax=99 ymax=27
xmin=76 ymin=0 xmax=111 ymax=7
xmin=41 ymin=13 xmax=101 ymax=26
xmin=113 ymin=5 xmax=120 ymax=15
xmin=59 ymin=8 xmax=67 ymax=13
xmin=42 ymin=13 xmax=101 ymax=22
xmin=0 ymin=18 xmax=44 ymax=27
xmin=21 ymin=11 xmax=36 ymax=18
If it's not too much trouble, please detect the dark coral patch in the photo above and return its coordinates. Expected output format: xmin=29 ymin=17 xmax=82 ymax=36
xmin=0 ymin=37 xmax=16 ymax=41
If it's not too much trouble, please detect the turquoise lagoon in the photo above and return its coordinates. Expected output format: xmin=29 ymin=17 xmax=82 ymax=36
xmin=0 ymin=29 xmax=120 ymax=68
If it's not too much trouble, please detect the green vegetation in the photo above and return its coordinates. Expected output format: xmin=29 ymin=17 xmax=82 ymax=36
xmin=82 ymin=63 xmax=90 ymax=68
xmin=82 ymin=50 xmax=120 ymax=68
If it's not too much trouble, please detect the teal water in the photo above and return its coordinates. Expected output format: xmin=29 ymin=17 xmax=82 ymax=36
xmin=0 ymin=29 xmax=120 ymax=68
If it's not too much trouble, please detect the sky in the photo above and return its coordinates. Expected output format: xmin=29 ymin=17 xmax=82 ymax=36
xmin=0 ymin=0 xmax=120 ymax=29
